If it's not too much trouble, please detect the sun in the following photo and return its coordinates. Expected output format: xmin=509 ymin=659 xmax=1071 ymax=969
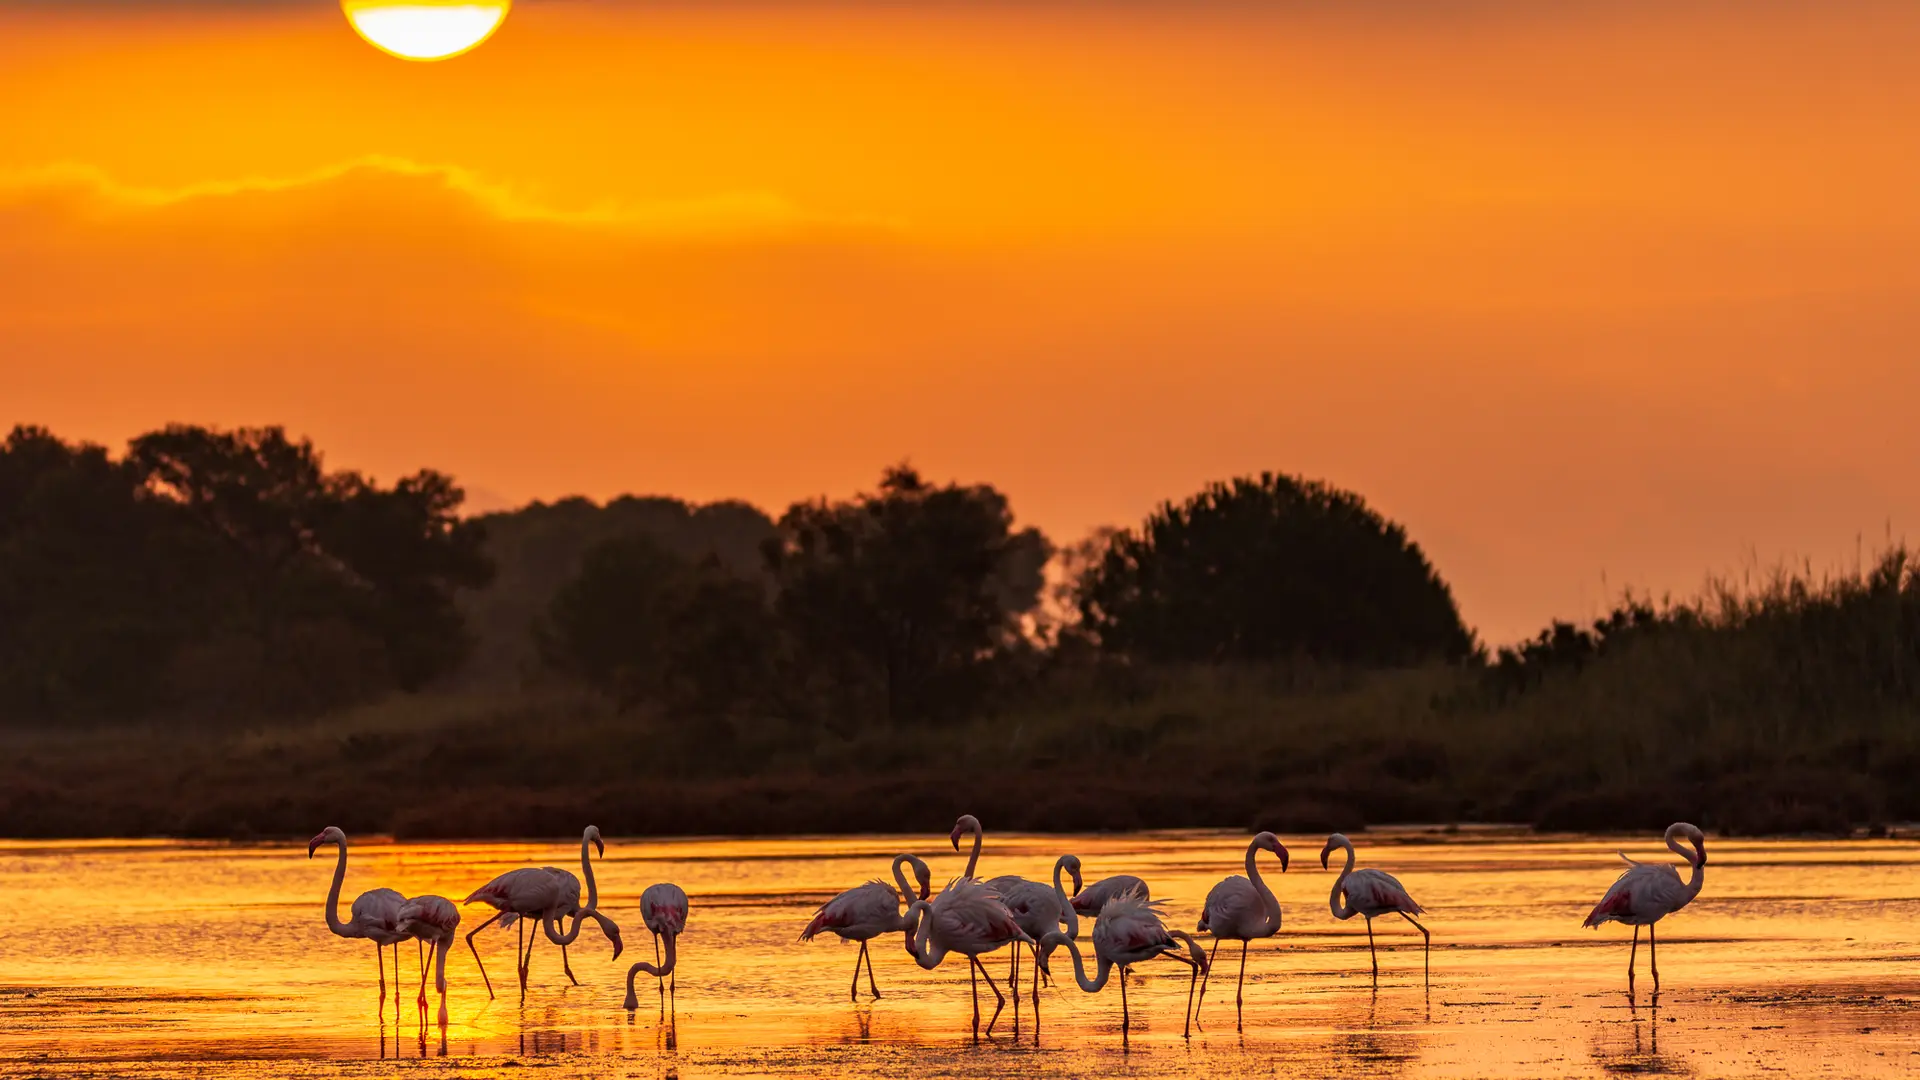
xmin=342 ymin=1 xmax=511 ymax=62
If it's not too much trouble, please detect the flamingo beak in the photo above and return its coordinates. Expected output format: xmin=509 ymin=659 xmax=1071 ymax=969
xmin=949 ymin=829 xmax=962 ymax=851
xmin=307 ymin=836 xmax=323 ymax=858
xmin=1695 ymin=841 xmax=1708 ymax=866
xmin=594 ymin=837 xmax=605 ymax=858
xmin=1319 ymin=847 xmax=1332 ymax=870
xmin=1278 ymin=844 xmax=1291 ymax=872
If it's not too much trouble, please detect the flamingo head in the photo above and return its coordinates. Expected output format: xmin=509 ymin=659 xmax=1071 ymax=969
xmin=1255 ymin=831 xmax=1289 ymax=872
xmin=1669 ymin=822 xmax=1707 ymax=865
xmin=1320 ymin=833 xmax=1352 ymax=870
xmin=949 ymin=814 xmax=981 ymax=852
xmin=911 ymin=857 xmax=933 ymax=901
xmin=1057 ymin=854 xmax=1084 ymax=896
xmin=584 ymin=825 xmax=605 ymax=858
xmin=307 ymin=826 xmax=345 ymax=858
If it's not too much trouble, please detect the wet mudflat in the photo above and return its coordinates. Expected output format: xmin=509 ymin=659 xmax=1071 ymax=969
xmin=3 ymin=830 xmax=1918 ymax=1078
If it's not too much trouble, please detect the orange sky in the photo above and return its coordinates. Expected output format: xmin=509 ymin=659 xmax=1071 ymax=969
xmin=5 ymin=1 xmax=1920 ymax=643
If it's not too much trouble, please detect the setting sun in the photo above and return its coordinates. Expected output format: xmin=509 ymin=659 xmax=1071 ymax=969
xmin=342 ymin=0 xmax=509 ymax=62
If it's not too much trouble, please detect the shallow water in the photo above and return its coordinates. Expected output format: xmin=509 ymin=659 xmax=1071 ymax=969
xmin=3 ymin=828 xmax=1918 ymax=1078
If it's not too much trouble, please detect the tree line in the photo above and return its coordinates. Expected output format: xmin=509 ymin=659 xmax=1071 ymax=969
xmin=0 ymin=421 xmax=1581 ymax=728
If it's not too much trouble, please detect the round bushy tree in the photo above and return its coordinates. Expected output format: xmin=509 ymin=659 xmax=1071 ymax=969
xmin=1077 ymin=472 xmax=1473 ymax=666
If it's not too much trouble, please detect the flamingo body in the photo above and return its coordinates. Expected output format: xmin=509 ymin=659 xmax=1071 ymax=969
xmin=904 ymin=877 xmax=1034 ymax=1037
xmin=1072 ymin=874 xmax=1150 ymax=916
xmin=1040 ymin=888 xmax=1209 ymax=1040
xmin=801 ymin=854 xmax=931 ymax=1001
xmin=1583 ymin=822 xmax=1707 ymax=993
xmin=397 ymin=895 xmax=460 ymax=1025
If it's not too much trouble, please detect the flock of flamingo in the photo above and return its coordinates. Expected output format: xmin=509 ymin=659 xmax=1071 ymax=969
xmin=309 ymin=817 xmax=1709 ymax=1041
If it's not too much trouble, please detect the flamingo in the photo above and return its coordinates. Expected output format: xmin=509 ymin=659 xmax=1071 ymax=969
xmin=1038 ymin=887 xmax=1210 ymax=1042
xmin=308 ymin=826 xmax=408 ymax=1005
xmin=947 ymin=814 xmax=1078 ymax=1010
xmin=396 ymin=895 xmax=460 ymax=1026
xmin=628 ymin=882 xmax=688 ymax=1011
xmin=992 ymin=855 xmax=1083 ymax=1015
xmin=799 ymin=853 xmax=934 ymax=1000
xmin=461 ymin=826 xmax=623 ymax=999
xmin=1321 ymin=833 xmax=1429 ymax=982
xmin=1071 ymin=874 xmax=1151 ymax=917
xmin=1583 ymin=822 xmax=1708 ymax=994
xmin=902 ymin=877 xmax=1034 ymax=1038
xmin=1195 ymin=831 xmax=1289 ymax=1025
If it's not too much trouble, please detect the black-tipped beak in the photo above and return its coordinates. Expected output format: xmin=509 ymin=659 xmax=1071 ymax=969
xmin=307 ymin=840 xmax=321 ymax=858
xmin=1279 ymin=846 xmax=1291 ymax=873
xmin=949 ymin=832 xmax=961 ymax=851
xmin=594 ymin=838 xmax=605 ymax=858
xmin=1319 ymin=850 xmax=1331 ymax=870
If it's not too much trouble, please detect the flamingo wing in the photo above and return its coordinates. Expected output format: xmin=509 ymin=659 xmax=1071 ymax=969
xmin=1584 ymin=863 xmax=1685 ymax=927
xmin=398 ymin=895 xmax=461 ymax=937
xmin=641 ymin=883 xmax=690 ymax=935
xmin=1346 ymin=868 xmax=1424 ymax=917
xmin=801 ymin=881 xmax=898 ymax=941
xmin=1200 ymin=876 xmax=1261 ymax=936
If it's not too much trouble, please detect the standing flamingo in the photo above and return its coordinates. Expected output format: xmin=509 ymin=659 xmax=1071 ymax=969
xmin=1196 ymin=831 xmax=1289 ymax=1025
xmin=902 ymin=878 xmax=1034 ymax=1038
xmin=1038 ymin=888 xmax=1210 ymax=1042
xmin=396 ymin=895 xmax=460 ymax=1026
xmin=462 ymin=826 xmax=622 ymax=999
xmin=1321 ymin=833 xmax=1429 ymax=982
xmin=628 ymin=882 xmax=688 ymax=1012
xmin=992 ymin=855 xmax=1083 ymax=1016
xmin=1071 ymin=874 xmax=1151 ymax=917
xmin=947 ymin=815 xmax=1078 ymax=1010
xmin=308 ymin=826 xmax=408 ymax=1005
xmin=1583 ymin=822 xmax=1708 ymax=994
xmin=799 ymin=854 xmax=933 ymax=1000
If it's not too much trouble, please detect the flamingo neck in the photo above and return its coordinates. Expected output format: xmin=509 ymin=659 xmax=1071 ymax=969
xmin=620 ymin=934 xmax=676 ymax=1010
xmin=322 ymin=839 xmax=351 ymax=938
xmin=1328 ymin=841 xmax=1357 ymax=920
xmin=906 ymin=901 xmax=946 ymax=970
xmin=962 ymin=822 xmax=983 ymax=880
xmin=890 ymin=854 xmax=919 ymax=905
xmin=433 ymin=937 xmax=450 ymax=994
xmin=1042 ymin=931 xmax=1108 ymax=992
xmin=1671 ymin=835 xmax=1707 ymax=905
xmin=1051 ymin=859 xmax=1080 ymax=940
xmin=1246 ymin=840 xmax=1281 ymax=934
xmin=579 ymin=834 xmax=599 ymax=912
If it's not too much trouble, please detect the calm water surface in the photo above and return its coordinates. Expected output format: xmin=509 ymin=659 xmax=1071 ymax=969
xmin=3 ymin=829 xmax=1919 ymax=1078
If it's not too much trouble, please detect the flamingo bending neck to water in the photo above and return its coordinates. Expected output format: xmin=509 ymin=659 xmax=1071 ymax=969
xmin=903 ymin=878 xmax=1033 ymax=1039
xmin=800 ymin=853 xmax=933 ymax=1000
xmin=1196 ymin=831 xmax=1288 ymax=1025
xmin=308 ymin=827 xmax=407 ymax=1006
xmin=461 ymin=826 xmax=623 ymax=999
xmin=1322 ymin=833 xmax=1429 ymax=983
xmin=1038 ymin=887 xmax=1208 ymax=1042
xmin=1583 ymin=822 xmax=1707 ymax=994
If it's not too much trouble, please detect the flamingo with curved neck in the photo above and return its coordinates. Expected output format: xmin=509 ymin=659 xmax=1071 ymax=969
xmin=951 ymin=814 xmax=984 ymax=879
xmin=308 ymin=826 xmax=406 ymax=1006
xmin=1037 ymin=888 xmax=1208 ymax=1042
xmin=800 ymin=853 xmax=934 ymax=1000
xmin=1321 ymin=832 xmax=1429 ymax=983
xmin=1583 ymin=822 xmax=1708 ymax=994
xmin=1195 ymin=831 xmax=1289 ymax=1025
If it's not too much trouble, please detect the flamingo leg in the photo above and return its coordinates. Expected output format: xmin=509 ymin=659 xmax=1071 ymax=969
xmin=1184 ymin=954 xmax=1199 ymax=1039
xmin=1030 ymin=943 xmax=1041 ymax=1017
xmin=1120 ymin=964 xmax=1131 ymax=1043
xmin=670 ymin=934 xmax=678 ymax=1006
xmin=969 ymin=953 xmax=982 ymax=1039
xmin=392 ymin=944 xmax=402 ymax=1009
xmin=417 ymin=944 xmax=431 ymax=1012
xmin=376 ymin=942 xmax=387 ymax=1006
xmin=849 ymin=941 xmax=865 ymax=1001
xmin=1010 ymin=943 xmax=1021 ymax=1032
xmin=654 ymin=934 xmax=666 ymax=1004
xmin=561 ymin=941 xmax=578 ymax=986
xmin=1628 ymin=925 xmax=1640 ymax=994
xmin=980 ymin=954 xmax=1008 ymax=1035
xmin=1366 ymin=916 xmax=1379 ymax=980
xmin=1399 ymin=913 xmax=1431 ymax=983
xmin=1236 ymin=940 xmax=1250 ymax=1028
xmin=520 ymin=918 xmax=540 ymax=998
xmin=1196 ymin=936 xmax=1222 ymax=1017
xmin=464 ymin=910 xmax=504 ymax=1000
xmin=1649 ymin=922 xmax=1660 ymax=993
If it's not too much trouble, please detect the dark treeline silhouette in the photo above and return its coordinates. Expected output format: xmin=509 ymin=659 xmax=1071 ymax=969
xmin=0 ymin=424 xmax=489 ymax=720
xmin=4 ymin=422 xmax=1918 ymax=839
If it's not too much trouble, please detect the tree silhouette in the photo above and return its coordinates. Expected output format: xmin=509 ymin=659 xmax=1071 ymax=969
xmin=763 ymin=464 xmax=1051 ymax=724
xmin=1077 ymin=472 xmax=1473 ymax=666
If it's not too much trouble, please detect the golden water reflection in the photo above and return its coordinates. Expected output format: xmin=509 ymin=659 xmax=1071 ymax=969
xmin=3 ymin=829 xmax=1919 ymax=1077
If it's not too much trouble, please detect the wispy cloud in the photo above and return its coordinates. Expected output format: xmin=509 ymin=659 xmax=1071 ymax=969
xmin=0 ymin=156 xmax=899 ymax=240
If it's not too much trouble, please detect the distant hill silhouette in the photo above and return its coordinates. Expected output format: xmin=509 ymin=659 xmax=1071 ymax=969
xmin=456 ymin=495 xmax=777 ymax=688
